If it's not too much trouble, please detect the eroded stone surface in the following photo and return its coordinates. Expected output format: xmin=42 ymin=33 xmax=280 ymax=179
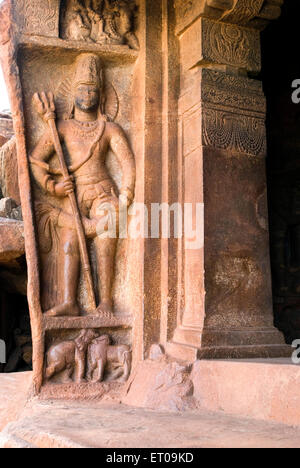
xmin=0 ymin=218 xmax=24 ymax=263
xmin=123 ymin=358 xmax=196 ymax=412
xmin=2 ymin=399 xmax=300 ymax=448
xmin=0 ymin=138 xmax=20 ymax=204
xmin=0 ymin=371 xmax=32 ymax=432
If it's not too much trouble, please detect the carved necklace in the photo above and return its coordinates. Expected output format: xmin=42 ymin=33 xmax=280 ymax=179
xmin=71 ymin=119 xmax=100 ymax=138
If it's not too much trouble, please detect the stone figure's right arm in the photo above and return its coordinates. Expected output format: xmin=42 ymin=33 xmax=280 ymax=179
xmin=29 ymin=128 xmax=73 ymax=197
xmin=29 ymin=129 xmax=57 ymax=194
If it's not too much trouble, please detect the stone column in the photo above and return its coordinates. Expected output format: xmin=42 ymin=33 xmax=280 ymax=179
xmin=167 ymin=0 xmax=290 ymax=360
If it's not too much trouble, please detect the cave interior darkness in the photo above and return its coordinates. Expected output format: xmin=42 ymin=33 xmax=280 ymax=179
xmin=261 ymin=0 xmax=300 ymax=342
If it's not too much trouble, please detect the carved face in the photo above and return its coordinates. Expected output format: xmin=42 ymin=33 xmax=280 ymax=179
xmin=74 ymin=83 xmax=100 ymax=113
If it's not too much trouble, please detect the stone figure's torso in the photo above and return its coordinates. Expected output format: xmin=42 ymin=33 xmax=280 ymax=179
xmin=58 ymin=119 xmax=111 ymax=183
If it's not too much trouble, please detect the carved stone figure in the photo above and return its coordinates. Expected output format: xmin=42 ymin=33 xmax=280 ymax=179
xmin=106 ymin=340 xmax=131 ymax=381
xmin=87 ymin=334 xmax=109 ymax=382
xmin=65 ymin=1 xmax=93 ymax=42
xmin=61 ymin=0 xmax=139 ymax=49
xmin=30 ymin=53 xmax=136 ymax=317
xmin=87 ymin=334 xmax=131 ymax=382
xmin=45 ymin=329 xmax=98 ymax=382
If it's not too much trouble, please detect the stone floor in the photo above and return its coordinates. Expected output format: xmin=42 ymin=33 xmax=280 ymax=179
xmin=1 ymin=399 xmax=300 ymax=448
xmin=0 ymin=371 xmax=32 ymax=431
xmin=2 ymin=362 xmax=300 ymax=448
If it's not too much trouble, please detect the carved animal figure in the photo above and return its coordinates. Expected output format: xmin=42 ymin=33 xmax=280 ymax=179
xmin=87 ymin=334 xmax=110 ymax=382
xmin=87 ymin=335 xmax=131 ymax=382
xmin=45 ymin=329 xmax=98 ymax=383
xmin=106 ymin=342 xmax=132 ymax=381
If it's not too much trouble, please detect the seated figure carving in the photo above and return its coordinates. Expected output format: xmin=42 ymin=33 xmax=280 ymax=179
xmin=61 ymin=0 xmax=139 ymax=49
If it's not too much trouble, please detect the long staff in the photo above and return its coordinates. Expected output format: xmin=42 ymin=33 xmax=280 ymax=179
xmin=33 ymin=91 xmax=97 ymax=311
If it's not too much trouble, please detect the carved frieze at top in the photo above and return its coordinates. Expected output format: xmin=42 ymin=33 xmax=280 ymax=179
xmin=13 ymin=0 xmax=60 ymax=38
xmin=174 ymin=0 xmax=284 ymax=35
xmin=60 ymin=0 xmax=139 ymax=50
xmin=12 ymin=0 xmax=139 ymax=50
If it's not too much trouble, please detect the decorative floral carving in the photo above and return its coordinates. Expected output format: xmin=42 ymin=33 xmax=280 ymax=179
xmin=221 ymin=0 xmax=265 ymax=25
xmin=15 ymin=0 xmax=60 ymax=37
xmin=174 ymin=0 xmax=283 ymax=33
xmin=203 ymin=107 xmax=266 ymax=156
xmin=202 ymin=19 xmax=260 ymax=72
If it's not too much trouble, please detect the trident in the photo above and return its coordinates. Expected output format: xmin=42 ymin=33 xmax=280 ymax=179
xmin=33 ymin=91 xmax=97 ymax=312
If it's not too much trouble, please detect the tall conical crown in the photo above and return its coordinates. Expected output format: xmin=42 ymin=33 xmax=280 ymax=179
xmin=73 ymin=53 xmax=103 ymax=89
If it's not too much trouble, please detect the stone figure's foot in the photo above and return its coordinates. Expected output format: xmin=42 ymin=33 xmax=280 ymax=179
xmin=95 ymin=301 xmax=114 ymax=318
xmin=96 ymin=35 xmax=108 ymax=44
xmin=84 ymin=36 xmax=94 ymax=43
xmin=45 ymin=302 xmax=80 ymax=317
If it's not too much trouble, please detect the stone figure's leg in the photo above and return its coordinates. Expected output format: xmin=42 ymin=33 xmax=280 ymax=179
xmin=90 ymin=195 xmax=119 ymax=316
xmin=86 ymin=362 xmax=94 ymax=381
xmin=65 ymin=364 xmax=74 ymax=382
xmin=45 ymin=361 xmax=63 ymax=380
xmin=121 ymin=350 xmax=131 ymax=382
xmin=45 ymin=227 xmax=80 ymax=317
xmin=76 ymin=351 xmax=86 ymax=383
xmin=94 ymin=237 xmax=118 ymax=316
xmin=94 ymin=359 xmax=105 ymax=383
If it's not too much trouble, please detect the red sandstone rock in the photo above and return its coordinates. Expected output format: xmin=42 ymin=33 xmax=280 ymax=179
xmin=123 ymin=359 xmax=196 ymax=411
xmin=0 ymin=218 xmax=24 ymax=263
xmin=0 ymin=138 xmax=20 ymax=204
xmin=0 ymin=372 xmax=32 ymax=432
xmin=2 ymin=398 xmax=300 ymax=448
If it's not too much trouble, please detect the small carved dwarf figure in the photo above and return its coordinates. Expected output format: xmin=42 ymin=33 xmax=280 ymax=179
xmin=65 ymin=0 xmax=93 ymax=42
xmin=30 ymin=53 xmax=135 ymax=317
xmin=45 ymin=329 xmax=98 ymax=383
xmin=87 ymin=334 xmax=131 ymax=382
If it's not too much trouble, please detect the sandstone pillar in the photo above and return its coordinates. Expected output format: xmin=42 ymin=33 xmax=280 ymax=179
xmin=167 ymin=0 xmax=291 ymax=360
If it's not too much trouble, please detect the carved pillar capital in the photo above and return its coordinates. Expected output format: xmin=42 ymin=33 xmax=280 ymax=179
xmin=174 ymin=0 xmax=284 ymax=35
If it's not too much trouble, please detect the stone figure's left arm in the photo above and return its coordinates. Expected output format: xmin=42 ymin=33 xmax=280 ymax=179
xmin=109 ymin=124 xmax=136 ymax=205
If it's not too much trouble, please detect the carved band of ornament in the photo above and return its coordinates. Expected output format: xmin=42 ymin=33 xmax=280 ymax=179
xmin=203 ymin=20 xmax=260 ymax=72
xmin=202 ymin=87 xmax=266 ymax=114
xmin=16 ymin=0 xmax=60 ymax=36
xmin=220 ymin=0 xmax=265 ymax=25
xmin=174 ymin=0 xmax=283 ymax=34
xmin=202 ymin=69 xmax=263 ymax=94
xmin=202 ymin=107 xmax=266 ymax=156
xmin=201 ymin=70 xmax=266 ymax=114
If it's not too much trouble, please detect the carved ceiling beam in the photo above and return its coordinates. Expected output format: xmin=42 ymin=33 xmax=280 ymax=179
xmin=174 ymin=0 xmax=284 ymax=35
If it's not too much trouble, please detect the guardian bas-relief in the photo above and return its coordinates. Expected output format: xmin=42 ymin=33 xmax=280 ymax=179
xmin=30 ymin=53 xmax=136 ymax=319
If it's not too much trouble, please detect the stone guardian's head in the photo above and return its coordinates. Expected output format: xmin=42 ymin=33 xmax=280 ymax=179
xmin=72 ymin=53 xmax=104 ymax=116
